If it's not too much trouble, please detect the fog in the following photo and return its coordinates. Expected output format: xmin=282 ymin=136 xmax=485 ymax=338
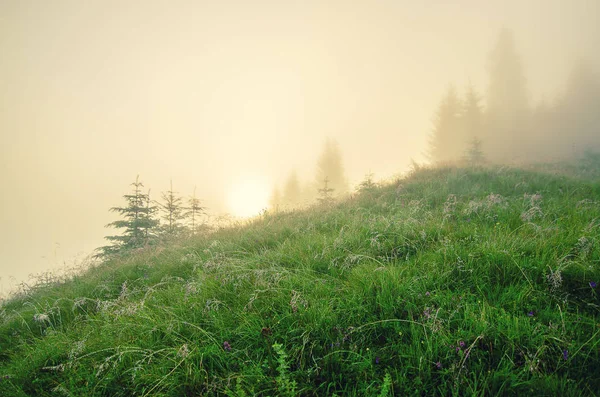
xmin=1 ymin=0 xmax=598 ymax=296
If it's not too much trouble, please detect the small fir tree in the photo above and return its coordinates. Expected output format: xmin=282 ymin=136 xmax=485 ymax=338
xmin=485 ymin=28 xmax=530 ymax=161
xmin=464 ymin=137 xmax=486 ymax=166
xmin=461 ymin=83 xmax=484 ymax=143
xmin=158 ymin=180 xmax=185 ymax=237
xmin=187 ymin=186 xmax=206 ymax=235
xmin=357 ymin=172 xmax=377 ymax=194
xmin=143 ymin=189 xmax=159 ymax=242
xmin=315 ymin=138 xmax=348 ymax=195
xmin=99 ymin=175 xmax=159 ymax=256
xmin=317 ymin=176 xmax=335 ymax=205
xmin=428 ymin=85 xmax=463 ymax=164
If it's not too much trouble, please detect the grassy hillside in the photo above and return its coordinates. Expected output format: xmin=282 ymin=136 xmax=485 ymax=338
xmin=1 ymin=165 xmax=599 ymax=396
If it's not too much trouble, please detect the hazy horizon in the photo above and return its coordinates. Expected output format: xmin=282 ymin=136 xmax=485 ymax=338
xmin=1 ymin=0 xmax=599 ymax=296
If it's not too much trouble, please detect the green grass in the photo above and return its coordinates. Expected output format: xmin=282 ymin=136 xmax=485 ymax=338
xmin=1 ymin=165 xmax=600 ymax=396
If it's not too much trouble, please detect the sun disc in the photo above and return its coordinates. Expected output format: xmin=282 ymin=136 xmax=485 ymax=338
xmin=227 ymin=178 xmax=269 ymax=218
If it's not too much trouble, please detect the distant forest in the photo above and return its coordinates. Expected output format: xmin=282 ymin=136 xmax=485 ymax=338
xmin=428 ymin=28 xmax=600 ymax=165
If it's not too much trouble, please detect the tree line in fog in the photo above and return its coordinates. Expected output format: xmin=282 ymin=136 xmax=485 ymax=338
xmin=96 ymin=176 xmax=207 ymax=258
xmin=268 ymin=138 xmax=350 ymax=210
xmin=97 ymin=138 xmax=358 ymax=258
xmin=428 ymin=28 xmax=600 ymax=165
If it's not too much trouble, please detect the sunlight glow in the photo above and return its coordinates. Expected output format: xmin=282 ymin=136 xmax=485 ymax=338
xmin=227 ymin=178 xmax=270 ymax=218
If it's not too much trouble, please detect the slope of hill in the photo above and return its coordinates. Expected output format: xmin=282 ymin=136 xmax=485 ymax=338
xmin=1 ymin=166 xmax=599 ymax=396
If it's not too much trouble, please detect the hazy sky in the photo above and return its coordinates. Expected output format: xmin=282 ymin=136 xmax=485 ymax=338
xmin=1 ymin=0 xmax=598 ymax=296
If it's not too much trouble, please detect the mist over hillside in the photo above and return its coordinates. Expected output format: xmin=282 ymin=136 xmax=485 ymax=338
xmin=2 ymin=1 xmax=599 ymax=293
xmin=1 ymin=163 xmax=599 ymax=395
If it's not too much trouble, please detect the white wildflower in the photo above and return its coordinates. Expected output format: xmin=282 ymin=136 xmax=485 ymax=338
xmin=443 ymin=194 xmax=457 ymax=217
xmin=546 ymin=267 xmax=563 ymax=291
xmin=486 ymin=193 xmax=506 ymax=206
xmin=177 ymin=343 xmax=190 ymax=359
xmin=464 ymin=200 xmax=484 ymax=216
xmin=68 ymin=340 xmax=86 ymax=361
xmin=184 ymin=282 xmax=199 ymax=297
xmin=73 ymin=297 xmax=88 ymax=311
xmin=289 ymin=290 xmax=308 ymax=313
xmin=521 ymin=206 xmax=543 ymax=222
xmin=118 ymin=281 xmax=128 ymax=300
xmin=33 ymin=313 xmax=50 ymax=323
xmin=205 ymin=299 xmax=223 ymax=312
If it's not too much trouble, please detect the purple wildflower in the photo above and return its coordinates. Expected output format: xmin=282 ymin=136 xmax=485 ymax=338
xmin=563 ymin=349 xmax=568 ymax=360
xmin=435 ymin=361 xmax=442 ymax=369
xmin=423 ymin=308 xmax=431 ymax=320
xmin=459 ymin=341 xmax=466 ymax=348
xmin=527 ymin=311 xmax=534 ymax=317
xmin=590 ymin=281 xmax=597 ymax=288
xmin=425 ymin=291 xmax=430 ymax=297
xmin=223 ymin=341 xmax=231 ymax=352
xmin=375 ymin=356 xmax=380 ymax=364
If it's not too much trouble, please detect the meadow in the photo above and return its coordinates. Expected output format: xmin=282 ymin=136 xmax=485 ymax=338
xmin=1 ymin=164 xmax=599 ymax=396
